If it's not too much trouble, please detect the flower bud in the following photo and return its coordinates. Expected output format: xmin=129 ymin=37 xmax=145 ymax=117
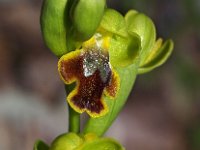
xmin=41 ymin=0 xmax=72 ymax=57
xmin=70 ymin=0 xmax=106 ymax=41
xmin=50 ymin=133 xmax=83 ymax=150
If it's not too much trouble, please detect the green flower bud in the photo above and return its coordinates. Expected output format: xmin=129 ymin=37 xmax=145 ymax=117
xmin=50 ymin=133 xmax=83 ymax=150
xmin=41 ymin=0 xmax=70 ymax=57
xmin=125 ymin=10 xmax=156 ymax=65
xmin=70 ymin=0 xmax=106 ymax=41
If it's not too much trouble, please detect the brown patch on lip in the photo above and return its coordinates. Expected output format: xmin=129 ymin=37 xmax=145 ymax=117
xmin=58 ymin=49 xmax=119 ymax=117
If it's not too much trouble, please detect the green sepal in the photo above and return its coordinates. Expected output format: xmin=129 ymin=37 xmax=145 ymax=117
xmin=70 ymin=0 xmax=106 ymax=41
xmin=49 ymin=133 xmax=83 ymax=150
xmin=109 ymin=32 xmax=141 ymax=67
xmin=41 ymin=0 xmax=76 ymax=57
xmin=100 ymin=9 xmax=128 ymax=37
xmin=99 ymin=9 xmax=141 ymax=67
xmin=83 ymin=62 xmax=139 ymax=136
xmin=34 ymin=140 xmax=49 ymax=150
xmin=125 ymin=10 xmax=156 ymax=65
xmin=138 ymin=39 xmax=174 ymax=74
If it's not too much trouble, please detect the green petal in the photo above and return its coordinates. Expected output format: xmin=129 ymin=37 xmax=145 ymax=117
xmin=141 ymin=38 xmax=163 ymax=65
xmin=83 ymin=62 xmax=139 ymax=136
xmin=77 ymin=138 xmax=124 ymax=150
xmin=100 ymin=9 xmax=128 ymax=37
xmin=70 ymin=0 xmax=106 ymax=41
xmin=34 ymin=140 xmax=49 ymax=150
xmin=125 ymin=10 xmax=156 ymax=65
xmin=109 ymin=32 xmax=141 ymax=67
xmin=138 ymin=39 xmax=174 ymax=74
xmin=50 ymin=133 xmax=83 ymax=150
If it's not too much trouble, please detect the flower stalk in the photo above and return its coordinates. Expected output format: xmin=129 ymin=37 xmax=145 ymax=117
xmin=68 ymin=104 xmax=80 ymax=133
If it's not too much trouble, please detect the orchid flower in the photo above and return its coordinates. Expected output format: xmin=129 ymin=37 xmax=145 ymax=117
xmin=34 ymin=0 xmax=174 ymax=149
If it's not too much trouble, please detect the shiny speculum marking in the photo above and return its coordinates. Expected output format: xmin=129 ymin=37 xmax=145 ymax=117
xmin=58 ymin=48 xmax=119 ymax=117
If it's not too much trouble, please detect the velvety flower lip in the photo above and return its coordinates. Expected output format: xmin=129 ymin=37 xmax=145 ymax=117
xmin=58 ymin=35 xmax=120 ymax=118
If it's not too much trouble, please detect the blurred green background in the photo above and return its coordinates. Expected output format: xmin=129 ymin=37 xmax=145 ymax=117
xmin=0 ymin=0 xmax=200 ymax=149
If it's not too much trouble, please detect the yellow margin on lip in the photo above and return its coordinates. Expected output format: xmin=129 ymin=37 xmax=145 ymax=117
xmin=67 ymin=80 xmax=85 ymax=114
xmin=58 ymin=49 xmax=81 ymax=85
xmin=86 ymin=99 xmax=108 ymax=118
xmin=67 ymin=80 xmax=109 ymax=118
xmin=58 ymin=49 xmax=109 ymax=118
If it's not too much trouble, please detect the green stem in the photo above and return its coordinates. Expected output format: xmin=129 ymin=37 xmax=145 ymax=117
xmin=68 ymin=104 xmax=80 ymax=133
xmin=65 ymin=85 xmax=80 ymax=133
